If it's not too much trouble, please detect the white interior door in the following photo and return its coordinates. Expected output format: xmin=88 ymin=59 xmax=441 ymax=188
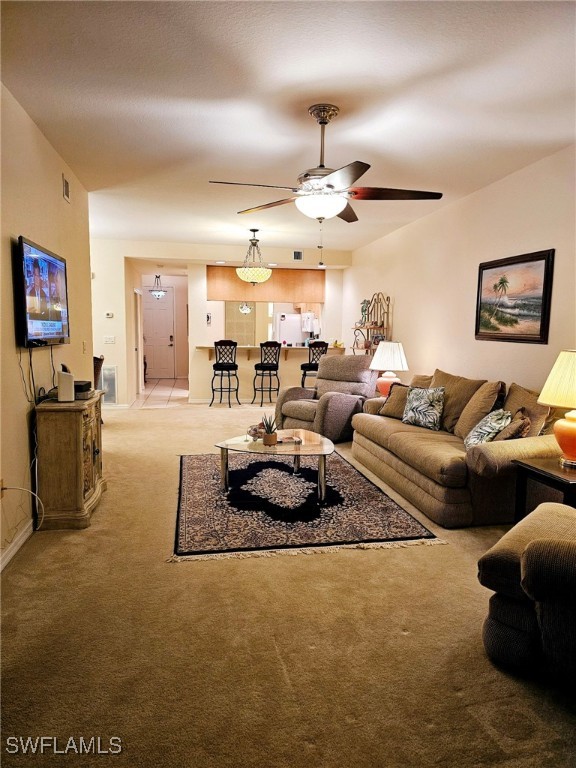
xmin=143 ymin=287 xmax=175 ymax=379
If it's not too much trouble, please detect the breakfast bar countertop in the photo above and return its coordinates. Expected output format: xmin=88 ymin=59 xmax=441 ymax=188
xmin=196 ymin=345 xmax=345 ymax=361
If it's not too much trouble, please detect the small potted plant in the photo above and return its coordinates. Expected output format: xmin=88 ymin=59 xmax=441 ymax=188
xmin=261 ymin=413 xmax=277 ymax=446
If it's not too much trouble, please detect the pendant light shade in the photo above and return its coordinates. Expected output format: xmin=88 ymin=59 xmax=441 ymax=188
xmin=149 ymin=275 xmax=167 ymax=300
xmin=236 ymin=229 xmax=272 ymax=285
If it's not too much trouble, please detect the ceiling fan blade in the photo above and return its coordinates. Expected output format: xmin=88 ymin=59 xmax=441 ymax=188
xmin=321 ymin=161 xmax=370 ymax=191
xmin=210 ymin=180 xmax=298 ymax=192
xmin=237 ymin=197 xmax=297 ymax=215
xmin=337 ymin=203 xmax=358 ymax=223
xmin=349 ymin=186 xmax=443 ymax=200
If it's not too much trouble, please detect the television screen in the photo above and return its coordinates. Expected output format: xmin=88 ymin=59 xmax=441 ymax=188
xmin=13 ymin=236 xmax=70 ymax=347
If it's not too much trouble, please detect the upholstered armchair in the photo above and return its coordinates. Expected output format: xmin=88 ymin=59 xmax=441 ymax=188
xmin=275 ymin=355 xmax=377 ymax=443
xmin=477 ymin=502 xmax=576 ymax=684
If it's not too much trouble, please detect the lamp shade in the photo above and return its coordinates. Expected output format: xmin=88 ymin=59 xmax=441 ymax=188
xmin=370 ymin=341 xmax=409 ymax=396
xmin=236 ymin=229 xmax=272 ymax=285
xmin=295 ymin=194 xmax=347 ymax=220
xmin=537 ymin=349 xmax=576 ymax=468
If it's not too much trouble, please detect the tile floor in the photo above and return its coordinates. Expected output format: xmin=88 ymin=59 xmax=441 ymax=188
xmin=130 ymin=378 xmax=190 ymax=409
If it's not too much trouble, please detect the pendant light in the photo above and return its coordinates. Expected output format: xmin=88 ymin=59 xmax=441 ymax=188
xmin=149 ymin=275 xmax=167 ymax=300
xmin=236 ymin=229 xmax=272 ymax=285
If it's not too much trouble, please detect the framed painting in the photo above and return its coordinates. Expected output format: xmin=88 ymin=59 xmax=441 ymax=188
xmin=475 ymin=249 xmax=554 ymax=343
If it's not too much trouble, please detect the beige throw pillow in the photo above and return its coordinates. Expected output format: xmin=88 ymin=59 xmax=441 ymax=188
xmin=378 ymin=383 xmax=409 ymax=419
xmin=503 ymin=382 xmax=550 ymax=437
xmin=493 ymin=408 xmax=532 ymax=441
xmin=410 ymin=374 xmax=433 ymax=388
xmin=454 ymin=381 xmax=505 ymax=439
xmin=430 ymin=369 xmax=486 ymax=433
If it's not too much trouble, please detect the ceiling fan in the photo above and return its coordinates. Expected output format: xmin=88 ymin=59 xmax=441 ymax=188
xmin=210 ymin=104 xmax=442 ymax=223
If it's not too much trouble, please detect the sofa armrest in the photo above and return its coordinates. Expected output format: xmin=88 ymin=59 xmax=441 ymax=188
xmin=466 ymin=434 xmax=560 ymax=478
xmin=521 ymin=539 xmax=576 ymax=604
xmin=275 ymin=386 xmax=316 ymax=428
xmin=313 ymin=392 xmax=366 ymax=442
xmin=363 ymin=397 xmax=388 ymax=415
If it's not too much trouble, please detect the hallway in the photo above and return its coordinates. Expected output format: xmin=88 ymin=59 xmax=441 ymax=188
xmin=130 ymin=378 xmax=189 ymax=409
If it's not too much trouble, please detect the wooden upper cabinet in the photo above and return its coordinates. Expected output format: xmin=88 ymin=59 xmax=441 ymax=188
xmin=206 ymin=266 xmax=325 ymax=303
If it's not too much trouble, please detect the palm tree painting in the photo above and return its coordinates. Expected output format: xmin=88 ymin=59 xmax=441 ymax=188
xmin=490 ymin=274 xmax=510 ymax=320
xmin=475 ymin=250 xmax=554 ymax=343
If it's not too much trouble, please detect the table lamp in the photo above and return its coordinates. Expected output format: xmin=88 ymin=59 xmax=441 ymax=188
xmin=370 ymin=341 xmax=409 ymax=396
xmin=537 ymin=349 xmax=576 ymax=469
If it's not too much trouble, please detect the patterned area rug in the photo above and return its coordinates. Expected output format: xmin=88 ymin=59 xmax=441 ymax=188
xmin=172 ymin=453 xmax=442 ymax=560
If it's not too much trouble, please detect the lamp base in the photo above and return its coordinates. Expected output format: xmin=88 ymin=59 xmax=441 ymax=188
xmin=554 ymin=411 xmax=576 ymax=470
xmin=376 ymin=372 xmax=401 ymax=397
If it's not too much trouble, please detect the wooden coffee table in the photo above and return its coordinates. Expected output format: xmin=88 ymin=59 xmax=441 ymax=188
xmin=215 ymin=429 xmax=335 ymax=501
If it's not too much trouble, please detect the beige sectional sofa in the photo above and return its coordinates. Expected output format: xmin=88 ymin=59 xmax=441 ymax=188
xmin=351 ymin=370 xmax=563 ymax=528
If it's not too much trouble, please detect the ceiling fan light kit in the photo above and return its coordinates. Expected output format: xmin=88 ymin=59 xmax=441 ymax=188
xmin=236 ymin=229 xmax=272 ymax=285
xmin=210 ymin=103 xmax=442 ymax=223
xmin=295 ymin=194 xmax=348 ymax=219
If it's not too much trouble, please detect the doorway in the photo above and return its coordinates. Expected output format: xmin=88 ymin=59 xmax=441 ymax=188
xmin=143 ymin=286 xmax=175 ymax=378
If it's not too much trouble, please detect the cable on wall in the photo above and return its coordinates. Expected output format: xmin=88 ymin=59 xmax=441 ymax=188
xmin=1 ymin=486 xmax=45 ymax=530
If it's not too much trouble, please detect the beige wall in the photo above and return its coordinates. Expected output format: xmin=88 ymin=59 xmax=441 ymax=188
xmin=344 ymin=146 xmax=576 ymax=390
xmin=1 ymin=86 xmax=93 ymax=563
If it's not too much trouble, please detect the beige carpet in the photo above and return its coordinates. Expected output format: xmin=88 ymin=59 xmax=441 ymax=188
xmin=2 ymin=404 xmax=575 ymax=767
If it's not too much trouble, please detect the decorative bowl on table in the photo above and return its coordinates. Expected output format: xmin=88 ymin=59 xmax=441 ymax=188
xmin=248 ymin=425 xmax=264 ymax=441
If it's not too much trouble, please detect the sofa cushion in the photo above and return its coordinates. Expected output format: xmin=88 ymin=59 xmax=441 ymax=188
xmin=543 ymin=406 xmax=567 ymax=435
xmin=402 ymin=387 xmax=445 ymax=431
xmin=378 ymin=383 xmax=409 ymax=419
xmin=454 ymin=381 xmax=506 ymax=439
xmin=386 ymin=429 xmax=468 ymax=487
xmin=352 ymin=413 xmax=426 ymax=451
xmin=464 ymin=409 xmax=513 ymax=449
xmin=281 ymin=399 xmax=318 ymax=422
xmin=503 ymin=382 xmax=550 ymax=437
xmin=493 ymin=408 xmax=532 ymax=441
xmin=410 ymin=374 xmax=433 ymax=388
xmin=430 ymin=369 xmax=487 ymax=433
xmin=316 ymin=379 xmax=370 ymax=398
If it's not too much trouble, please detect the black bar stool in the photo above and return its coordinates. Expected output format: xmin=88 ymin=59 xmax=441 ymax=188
xmin=251 ymin=341 xmax=281 ymax=406
xmin=300 ymin=341 xmax=328 ymax=387
xmin=210 ymin=340 xmax=241 ymax=407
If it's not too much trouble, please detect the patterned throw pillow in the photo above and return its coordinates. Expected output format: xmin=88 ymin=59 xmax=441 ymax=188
xmin=464 ymin=409 xmax=513 ymax=449
xmin=402 ymin=387 xmax=445 ymax=431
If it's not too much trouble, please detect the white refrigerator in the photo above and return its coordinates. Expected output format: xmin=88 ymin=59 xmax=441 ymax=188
xmin=273 ymin=313 xmax=307 ymax=346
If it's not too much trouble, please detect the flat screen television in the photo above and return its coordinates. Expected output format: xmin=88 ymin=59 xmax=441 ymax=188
xmin=13 ymin=236 xmax=70 ymax=348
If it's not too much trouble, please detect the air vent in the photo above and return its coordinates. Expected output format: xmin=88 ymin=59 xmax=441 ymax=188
xmin=62 ymin=173 xmax=70 ymax=203
xmin=293 ymin=250 xmax=303 ymax=261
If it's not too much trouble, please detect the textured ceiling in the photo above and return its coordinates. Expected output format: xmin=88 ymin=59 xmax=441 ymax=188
xmin=1 ymin=1 xmax=575 ymax=253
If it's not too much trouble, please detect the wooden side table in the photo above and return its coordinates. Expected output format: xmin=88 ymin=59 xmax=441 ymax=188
xmin=513 ymin=457 xmax=576 ymax=521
